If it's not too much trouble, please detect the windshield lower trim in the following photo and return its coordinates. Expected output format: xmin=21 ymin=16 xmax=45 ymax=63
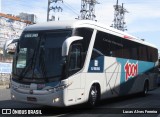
xmin=12 ymin=74 xmax=61 ymax=84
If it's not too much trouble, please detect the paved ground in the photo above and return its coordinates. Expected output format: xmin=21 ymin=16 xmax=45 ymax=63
xmin=0 ymin=86 xmax=160 ymax=117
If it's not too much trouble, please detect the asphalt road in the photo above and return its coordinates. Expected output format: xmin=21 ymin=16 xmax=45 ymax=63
xmin=0 ymin=87 xmax=160 ymax=117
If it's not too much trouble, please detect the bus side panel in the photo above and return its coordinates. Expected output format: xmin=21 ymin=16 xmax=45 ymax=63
xmin=86 ymin=54 xmax=157 ymax=102
xmin=102 ymin=57 xmax=121 ymax=99
xmin=101 ymin=56 xmax=156 ymax=99
xmin=116 ymin=58 xmax=156 ymax=95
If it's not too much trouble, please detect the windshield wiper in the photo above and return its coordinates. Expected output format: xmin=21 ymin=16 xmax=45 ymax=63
xmin=18 ymin=49 xmax=36 ymax=80
xmin=39 ymin=46 xmax=48 ymax=82
xmin=18 ymin=37 xmax=41 ymax=80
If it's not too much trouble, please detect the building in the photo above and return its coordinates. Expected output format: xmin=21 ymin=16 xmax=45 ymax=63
xmin=0 ymin=12 xmax=32 ymax=62
xmin=18 ymin=13 xmax=37 ymax=24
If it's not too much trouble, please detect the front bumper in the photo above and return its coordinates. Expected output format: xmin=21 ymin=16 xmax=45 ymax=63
xmin=11 ymin=88 xmax=65 ymax=107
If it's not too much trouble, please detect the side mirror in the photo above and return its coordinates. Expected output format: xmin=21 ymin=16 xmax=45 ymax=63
xmin=3 ymin=39 xmax=19 ymax=55
xmin=62 ymin=36 xmax=83 ymax=56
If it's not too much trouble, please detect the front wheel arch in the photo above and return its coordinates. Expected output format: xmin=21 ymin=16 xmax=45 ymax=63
xmin=87 ymin=83 xmax=101 ymax=107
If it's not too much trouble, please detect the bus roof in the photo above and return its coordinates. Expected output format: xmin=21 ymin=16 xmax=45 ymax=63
xmin=24 ymin=20 xmax=157 ymax=49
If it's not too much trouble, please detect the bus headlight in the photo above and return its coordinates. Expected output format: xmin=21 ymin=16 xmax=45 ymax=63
xmin=55 ymin=84 xmax=67 ymax=91
xmin=52 ymin=98 xmax=60 ymax=103
xmin=47 ymin=84 xmax=70 ymax=93
xmin=55 ymin=98 xmax=60 ymax=102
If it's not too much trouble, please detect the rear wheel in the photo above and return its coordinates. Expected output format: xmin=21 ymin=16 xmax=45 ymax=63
xmin=141 ymin=81 xmax=149 ymax=96
xmin=87 ymin=85 xmax=99 ymax=107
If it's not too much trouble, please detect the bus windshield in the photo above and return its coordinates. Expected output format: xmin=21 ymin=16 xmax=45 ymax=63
xmin=13 ymin=30 xmax=72 ymax=82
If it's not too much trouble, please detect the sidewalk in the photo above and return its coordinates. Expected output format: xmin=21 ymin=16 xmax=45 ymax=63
xmin=0 ymin=85 xmax=9 ymax=89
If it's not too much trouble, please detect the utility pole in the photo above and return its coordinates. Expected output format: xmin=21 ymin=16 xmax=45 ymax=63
xmin=47 ymin=0 xmax=63 ymax=21
xmin=80 ymin=0 xmax=99 ymax=21
xmin=111 ymin=0 xmax=128 ymax=31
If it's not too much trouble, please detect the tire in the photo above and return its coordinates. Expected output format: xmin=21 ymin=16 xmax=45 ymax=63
xmin=141 ymin=81 xmax=149 ymax=96
xmin=87 ymin=85 xmax=99 ymax=107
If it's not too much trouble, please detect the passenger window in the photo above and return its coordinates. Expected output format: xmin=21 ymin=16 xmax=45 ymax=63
xmin=91 ymin=48 xmax=103 ymax=60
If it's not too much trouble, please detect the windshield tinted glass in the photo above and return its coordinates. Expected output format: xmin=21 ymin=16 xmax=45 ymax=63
xmin=13 ymin=30 xmax=71 ymax=82
xmin=43 ymin=32 xmax=68 ymax=78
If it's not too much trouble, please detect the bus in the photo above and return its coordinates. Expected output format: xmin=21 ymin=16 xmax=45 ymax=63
xmin=8 ymin=20 xmax=159 ymax=107
xmin=158 ymin=57 xmax=160 ymax=74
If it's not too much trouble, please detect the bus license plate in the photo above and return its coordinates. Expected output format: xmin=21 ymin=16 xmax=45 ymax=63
xmin=27 ymin=97 xmax=37 ymax=102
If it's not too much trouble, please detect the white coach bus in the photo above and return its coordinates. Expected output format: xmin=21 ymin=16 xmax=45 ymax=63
xmin=9 ymin=20 xmax=159 ymax=107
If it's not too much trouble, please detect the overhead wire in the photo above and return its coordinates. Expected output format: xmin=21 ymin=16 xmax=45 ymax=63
xmin=3 ymin=0 xmax=80 ymax=19
xmin=62 ymin=1 xmax=80 ymax=16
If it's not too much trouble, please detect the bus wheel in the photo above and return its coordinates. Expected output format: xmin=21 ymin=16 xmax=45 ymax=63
xmin=88 ymin=85 xmax=99 ymax=107
xmin=142 ymin=81 xmax=149 ymax=96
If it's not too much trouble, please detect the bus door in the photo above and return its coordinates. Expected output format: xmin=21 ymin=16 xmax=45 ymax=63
xmin=67 ymin=43 xmax=85 ymax=104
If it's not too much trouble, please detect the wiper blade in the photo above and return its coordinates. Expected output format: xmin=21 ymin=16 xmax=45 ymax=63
xmin=39 ymin=47 xmax=48 ymax=82
xmin=18 ymin=49 xmax=36 ymax=80
xmin=19 ymin=37 xmax=42 ymax=80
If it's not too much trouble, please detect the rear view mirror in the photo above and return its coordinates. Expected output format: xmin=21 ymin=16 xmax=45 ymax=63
xmin=3 ymin=39 xmax=19 ymax=55
xmin=62 ymin=36 xmax=83 ymax=56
